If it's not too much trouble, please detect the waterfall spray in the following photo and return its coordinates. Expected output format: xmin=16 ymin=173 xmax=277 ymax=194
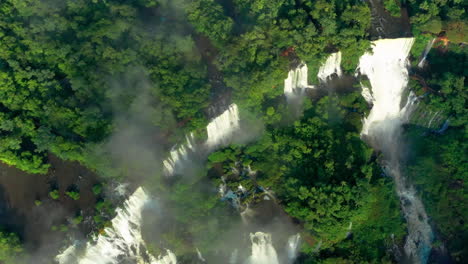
xmin=284 ymin=63 xmax=314 ymax=101
xmin=205 ymin=104 xmax=240 ymax=148
xmin=56 ymin=188 xmax=177 ymax=264
xmin=248 ymin=232 xmax=279 ymax=264
xmin=286 ymin=233 xmax=301 ymax=263
xmin=358 ymin=38 xmax=433 ymax=264
xmin=163 ymin=133 xmax=196 ymax=176
xmin=417 ymin=38 xmax=436 ymax=68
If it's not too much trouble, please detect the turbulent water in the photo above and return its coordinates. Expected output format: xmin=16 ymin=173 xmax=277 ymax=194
xmin=154 ymin=250 xmax=177 ymax=264
xmin=284 ymin=63 xmax=314 ymax=101
xmin=56 ymin=187 xmax=176 ymax=264
xmin=284 ymin=52 xmax=342 ymax=101
xmin=317 ymin=52 xmax=342 ymax=82
xmin=164 ymin=103 xmax=241 ymax=176
xmin=286 ymin=234 xmax=301 ymax=263
xmin=205 ymin=104 xmax=240 ymax=148
xmin=163 ymin=133 xmax=196 ymax=176
xmin=248 ymin=232 xmax=279 ymax=264
xmin=358 ymin=38 xmax=433 ymax=264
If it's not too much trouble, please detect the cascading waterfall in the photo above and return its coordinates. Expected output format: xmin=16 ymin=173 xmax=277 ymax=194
xmin=284 ymin=52 xmax=342 ymax=101
xmin=57 ymin=103 xmax=245 ymax=263
xmin=417 ymin=38 xmax=436 ymax=68
xmin=196 ymin=248 xmax=206 ymax=262
xmin=164 ymin=104 xmax=241 ymax=177
xmin=357 ymin=38 xmax=433 ymax=264
xmin=248 ymin=232 xmax=279 ymax=264
xmin=284 ymin=63 xmax=314 ymax=101
xmin=163 ymin=133 xmax=196 ymax=176
xmin=154 ymin=250 xmax=177 ymax=264
xmin=56 ymin=187 xmax=174 ymax=264
xmin=205 ymin=104 xmax=240 ymax=148
xmin=286 ymin=234 xmax=301 ymax=263
xmin=317 ymin=52 xmax=342 ymax=82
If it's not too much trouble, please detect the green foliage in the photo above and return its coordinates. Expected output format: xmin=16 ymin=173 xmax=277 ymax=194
xmin=0 ymin=0 xmax=212 ymax=173
xmin=208 ymin=92 xmax=400 ymax=261
xmin=0 ymin=231 xmax=25 ymax=264
xmin=413 ymin=43 xmax=467 ymax=128
xmin=92 ymin=184 xmax=103 ymax=195
xmin=405 ymin=128 xmax=467 ymax=262
xmin=34 ymin=200 xmax=42 ymax=206
xmin=384 ymin=0 xmax=401 ymax=17
xmin=72 ymin=215 xmax=84 ymax=226
xmin=407 ymin=0 xmax=467 ymax=42
xmin=186 ymin=0 xmax=234 ymax=45
xmin=163 ymin=174 xmax=234 ymax=256
xmin=184 ymin=0 xmax=371 ymax=111
xmin=445 ymin=20 xmax=468 ymax=43
xmin=49 ymin=189 xmax=60 ymax=200
xmin=419 ymin=18 xmax=443 ymax=34
xmin=65 ymin=191 xmax=80 ymax=201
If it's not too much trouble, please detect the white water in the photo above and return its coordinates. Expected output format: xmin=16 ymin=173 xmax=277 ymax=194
xmin=358 ymin=38 xmax=432 ymax=264
xmin=284 ymin=63 xmax=314 ymax=101
xmin=417 ymin=38 xmax=436 ymax=68
xmin=317 ymin=52 xmax=342 ymax=82
xmin=56 ymin=187 xmax=176 ymax=264
xmin=248 ymin=232 xmax=279 ymax=264
xmin=286 ymin=234 xmax=301 ymax=263
xmin=229 ymin=249 xmax=239 ymax=264
xmin=163 ymin=133 xmax=196 ymax=176
xmin=196 ymin=248 xmax=206 ymax=262
xmin=153 ymin=250 xmax=177 ymax=264
xmin=205 ymin=104 xmax=240 ymax=148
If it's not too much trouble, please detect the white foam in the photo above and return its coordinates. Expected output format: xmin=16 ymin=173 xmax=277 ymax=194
xmin=318 ymin=52 xmax=342 ymax=82
xmin=56 ymin=187 xmax=173 ymax=264
xmin=417 ymin=38 xmax=436 ymax=68
xmin=286 ymin=233 xmax=301 ymax=263
xmin=248 ymin=232 xmax=279 ymax=264
xmin=163 ymin=133 xmax=196 ymax=176
xmin=358 ymin=38 xmax=433 ymax=264
xmin=205 ymin=104 xmax=240 ymax=148
xmin=284 ymin=63 xmax=314 ymax=101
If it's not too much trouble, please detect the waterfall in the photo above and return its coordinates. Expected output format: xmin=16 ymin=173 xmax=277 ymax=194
xmin=417 ymin=38 xmax=436 ymax=68
xmin=56 ymin=187 xmax=175 ymax=264
xmin=196 ymin=248 xmax=206 ymax=262
xmin=317 ymin=52 xmax=342 ymax=82
xmin=154 ymin=250 xmax=177 ymax=264
xmin=284 ymin=52 xmax=341 ymax=101
xmin=284 ymin=63 xmax=314 ymax=101
xmin=286 ymin=234 xmax=301 ymax=263
xmin=205 ymin=104 xmax=240 ymax=148
xmin=229 ymin=249 xmax=239 ymax=264
xmin=248 ymin=232 xmax=279 ymax=264
xmin=357 ymin=38 xmax=433 ymax=264
xmin=163 ymin=133 xmax=196 ymax=176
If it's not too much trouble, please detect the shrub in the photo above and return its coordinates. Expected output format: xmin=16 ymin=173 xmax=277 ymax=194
xmin=49 ymin=190 xmax=59 ymax=200
xmin=92 ymin=184 xmax=103 ymax=195
xmin=65 ymin=191 xmax=80 ymax=201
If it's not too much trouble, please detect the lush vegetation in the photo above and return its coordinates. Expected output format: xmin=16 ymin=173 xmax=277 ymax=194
xmin=0 ymin=0 xmax=465 ymax=263
xmin=0 ymin=0 xmax=212 ymax=173
xmin=205 ymin=91 xmax=406 ymax=262
xmin=0 ymin=231 xmax=26 ymax=264
xmin=405 ymin=0 xmax=467 ymax=43
xmin=406 ymin=32 xmax=467 ymax=262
